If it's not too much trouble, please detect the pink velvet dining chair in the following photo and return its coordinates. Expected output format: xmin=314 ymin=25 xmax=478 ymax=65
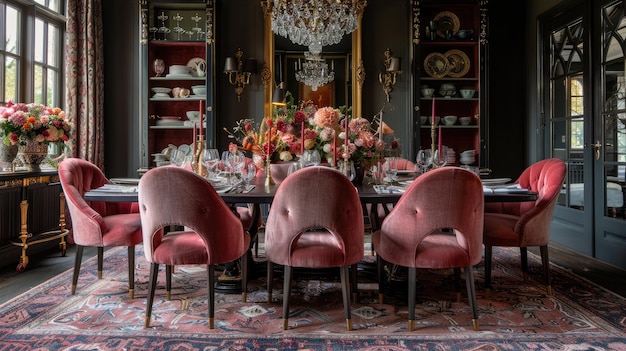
xmin=372 ymin=167 xmax=484 ymax=331
xmin=58 ymin=158 xmax=143 ymax=298
xmin=264 ymin=166 xmax=364 ymax=331
xmin=483 ymin=158 xmax=566 ymax=297
xmin=138 ymin=166 xmax=250 ymax=329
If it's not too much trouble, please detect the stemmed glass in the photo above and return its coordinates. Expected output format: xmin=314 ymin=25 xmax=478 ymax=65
xmin=339 ymin=160 xmax=356 ymax=182
xmin=301 ymin=149 xmax=321 ymax=167
xmin=201 ymin=148 xmax=220 ymax=179
xmin=384 ymin=157 xmax=398 ymax=182
xmin=243 ymin=163 xmax=257 ymax=185
xmin=416 ymin=149 xmax=433 ymax=173
xmin=433 ymin=149 xmax=448 ymax=168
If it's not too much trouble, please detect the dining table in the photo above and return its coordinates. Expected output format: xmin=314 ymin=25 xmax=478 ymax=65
xmin=84 ymin=171 xmax=538 ymax=293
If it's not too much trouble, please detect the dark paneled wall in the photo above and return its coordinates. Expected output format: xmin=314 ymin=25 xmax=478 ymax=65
xmin=102 ymin=0 xmax=533 ymax=178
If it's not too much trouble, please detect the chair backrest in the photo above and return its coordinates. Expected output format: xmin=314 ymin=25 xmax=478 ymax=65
xmin=138 ymin=166 xmax=246 ymax=264
xmin=264 ymin=166 xmax=364 ymax=266
xmin=379 ymin=167 xmax=484 ymax=267
xmin=58 ymin=158 xmax=119 ymax=246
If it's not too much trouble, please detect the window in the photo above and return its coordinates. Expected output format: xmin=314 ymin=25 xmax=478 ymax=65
xmin=1 ymin=0 xmax=65 ymax=106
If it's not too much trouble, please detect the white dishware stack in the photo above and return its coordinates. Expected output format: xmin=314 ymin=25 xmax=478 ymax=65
xmin=459 ymin=149 xmax=476 ymax=166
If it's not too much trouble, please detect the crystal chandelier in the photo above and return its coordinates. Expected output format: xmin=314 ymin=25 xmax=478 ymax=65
xmin=263 ymin=0 xmax=367 ymax=55
xmin=296 ymin=51 xmax=335 ymax=91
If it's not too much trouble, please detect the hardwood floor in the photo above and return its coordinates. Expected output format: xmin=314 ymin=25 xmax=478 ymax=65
xmin=0 ymin=243 xmax=624 ymax=306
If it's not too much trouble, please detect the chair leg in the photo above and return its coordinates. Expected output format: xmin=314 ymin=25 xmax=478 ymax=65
xmin=350 ymin=264 xmax=358 ymax=304
xmin=407 ymin=266 xmax=416 ymax=332
xmin=97 ymin=247 xmax=104 ymax=279
xmin=127 ymin=246 xmax=135 ymax=299
xmin=165 ymin=265 xmax=172 ymax=300
xmin=377 ymin=255 xmax=384 ymax=304
xmin=340 ymin=265 xmax=353 ymax=331
xmin=144 ymin=263 xmax=159 ymax=328
xmin=208 ymin=264 xmax=215 ymax=329
xmin=539 ymin=245 xmax=552 ymax=296
xmin=464 ymin=266 xmax=480 ymax=331
xmin=241 ymin=251 xmax=248 ymax=303
xmin=453 ymin=267 xmax=461 ymax=303
xmin=484 ymin=245 xmax=492 ymax=299
xmin=282 ymin=265 xmax=293 ymax=330
xmin=267 ymin=261 xmax=273 ymax=303
xmin=520 ymin=247 xmax=529 ymax=281
xmin=71 ymin=245 xmax=84 ymax=295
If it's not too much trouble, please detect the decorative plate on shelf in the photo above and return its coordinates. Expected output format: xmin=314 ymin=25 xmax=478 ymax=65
xmin=423 ymin=52 xmax=450 ymax=78
xmin=434 ymin=11 xmax=460 ymax=38
xmin=186 ymin=57 xmax=206 ymax=77
xmin=444 ymin=49 xmax=471 ymax=78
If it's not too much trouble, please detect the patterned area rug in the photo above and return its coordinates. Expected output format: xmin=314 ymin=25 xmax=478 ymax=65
xmin=0 ymin=245 xmax=625 ymax=350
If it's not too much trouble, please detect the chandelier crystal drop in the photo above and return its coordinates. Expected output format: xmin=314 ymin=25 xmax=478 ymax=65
xmin=267 ymin=0 xmax=367 ymax=55
xmin=295 ymin=51 xmax=335 ymax=91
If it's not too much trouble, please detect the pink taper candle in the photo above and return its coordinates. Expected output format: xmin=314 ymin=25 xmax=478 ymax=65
xmin=193 ymin=122 xmax=197 ymax=151
xmin=301 ymin=122 xmax=305 ymax=154
xmin=333 ymin=131 xmax=337 ymax=167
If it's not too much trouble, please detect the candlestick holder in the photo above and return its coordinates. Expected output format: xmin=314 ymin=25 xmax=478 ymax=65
xmin=430 ymin=119 xmax=440 ymax=169
xmin=264 ymin=157 xmax=274 ymax=186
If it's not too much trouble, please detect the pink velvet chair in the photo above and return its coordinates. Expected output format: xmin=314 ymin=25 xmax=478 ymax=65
xmin=264 ymin=166 xmax=364 ymax=331
xmin=58 ymin=158 xmax=142 ymax=298
xmin=483 ymin=158 xmax=566 ymax=297
xmin=373 ymin=167 xmax=484 ymax=331
xmin=138 ymin=166 xmax=250 ymax=329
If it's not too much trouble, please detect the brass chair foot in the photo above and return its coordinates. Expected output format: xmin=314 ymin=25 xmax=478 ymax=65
xmin=472 ymin=319 xmax=480 ymax=331
xmin=71 ymin=284 xmax=77 ymax=295
xmin=546 ymin=285 xmax=553 ymax=296
xmin=144 ymin=316 xmax=151 ymax=328
xmin=346 ymin=318 xmax=353 ymax=331
xmin=485 ymin=288 xmax=490 ymax=299
xmin=456 ymin=292 xmax=461 ymax=303
xmin=267 ymin=293 xmax=272 ymax=303
xmin=408 ymin=319 xmax=414 ymax=332
xmin=166 ymin=291 xmax=171 ymax=301
xmin=242 ymin=292 xmax=247 ymax=303
xmin=523 ymin=272 xmax=529 ymax=281
xmin=283 ymin=319 xmax=288 ymax=330
xmin=98 ymin=271 xmax=102 ymax=279
xmin=209 ymin=317 xmax=214 ymax=329
xmin=378 ymin=293 xmax=384 ymax=305
xmin=129 ymin=288 xmax=134 ymax=299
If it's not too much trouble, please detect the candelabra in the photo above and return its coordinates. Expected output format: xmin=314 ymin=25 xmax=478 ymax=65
xmin=224 ymin=48 xmax=257 ymax=102
xmin=378 ymin=48 xmax=402 ymax=102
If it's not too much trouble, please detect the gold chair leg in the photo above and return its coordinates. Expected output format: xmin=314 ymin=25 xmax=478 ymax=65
xmin=456 ymin=292 xmax=461 ymax=303
xmin=472 ymin=319 xmax=480 ymax=331
xmin=378 ymin=293 xmax=384 ymax=305
xmin=408 ymin=319 xmax=414 ymax=332
xmin=242 ymin=292 xmax=247 ymax=303
xmin=71 ymin=284 xmax=77 ymax=295
xmin=209 ymin=317 xmax=214 ymax=329
xmin=283 ymin=319 xmax=288 ymax=330
xmin=144 ymin=316 xmax=151 ymax=328
xmin=485 ymin=288 xmax=490 ymax=299
xmin=129 ymin=289 xmax=134 ymax=299
xmin=547 ymin=285 xmax=553 ymax=296
xmin=346 ymin=318 xmax=353 ymax=331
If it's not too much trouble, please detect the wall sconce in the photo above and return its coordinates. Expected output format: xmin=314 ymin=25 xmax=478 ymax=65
xmin=378 ymin=48 xmax=402 ymax=102
xmin=224 ymin=48 xmax=257 ymax=102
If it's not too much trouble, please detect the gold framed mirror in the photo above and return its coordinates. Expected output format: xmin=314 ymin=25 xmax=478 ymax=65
xmin=261 ymin=3 xmax=363 ymax=118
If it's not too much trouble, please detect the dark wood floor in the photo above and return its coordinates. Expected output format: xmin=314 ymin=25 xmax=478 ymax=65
xmin=0 ymin=242 xmax=624 ymax=305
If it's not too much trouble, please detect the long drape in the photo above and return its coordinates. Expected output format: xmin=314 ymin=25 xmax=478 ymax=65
xmin=65 ymin=0 xmax=104 ymax=168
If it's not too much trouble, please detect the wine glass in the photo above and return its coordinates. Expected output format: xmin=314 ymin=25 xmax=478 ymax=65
xmin=339 ymin=160 xmax=356 ymax=182
xmin=169 ymin=149 xmax=188 ymax=168
xmin=302 ymin=149 xmax=321 ymax=167
xmin=433 ymin=148 xmax=448 ymax=168
xmin=243 ymin=162 xmax=257 ymax=185
xmin=201 ymin=148 xmax=220 ymax=179
xmin=416 ymin=149 xmax=433 ymax=173
xmin=384 ymin=157 xmax=398 ymax=182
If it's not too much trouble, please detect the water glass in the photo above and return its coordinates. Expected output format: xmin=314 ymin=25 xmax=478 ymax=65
xmin=201 ymin=148 xmax=220 ymax=178
xmin=416 ymin=149 xmax=433 ymax=173
xmin=244 ymin=163 xmax=257 ymax=185
xmin=301 ymin=149 xmax=321 ymax=167
xmin=385 ymin=157 xmax=398 ymax=182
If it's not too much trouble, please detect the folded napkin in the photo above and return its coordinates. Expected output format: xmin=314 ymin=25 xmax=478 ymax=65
xmin=483 ymin=183 xmax=529 ymax=194
xmin=373 ymin=185 xmax=405 ymax=194
xmin=92 ymin=184 xmax=138 ymax=193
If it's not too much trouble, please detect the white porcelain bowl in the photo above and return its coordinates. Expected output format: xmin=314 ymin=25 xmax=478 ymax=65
xmin=421 ymin=88 xmax=435 ymax=98
xmin=191 ymin=85 xmax=206 ymax=96
xmin=169 ymin=65 xmax=191 ymax=75
xmin=443 ymin=115 xmax=458 ymax=125
xmin=151 ymin=87 xmax=171 ymax=94
xmin=186 ymin=111 xmax=205 ymax=122
xmin=420 ymin=116 xmax=428 ymax=125
xmin=459 ymin=116 xmax=472 ymax=125
xmin=459 ymin=88 xmax=476 ymax=99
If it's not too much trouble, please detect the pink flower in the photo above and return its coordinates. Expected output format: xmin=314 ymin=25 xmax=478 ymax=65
xmin=313 ymin=107 xmax=339 ymax=128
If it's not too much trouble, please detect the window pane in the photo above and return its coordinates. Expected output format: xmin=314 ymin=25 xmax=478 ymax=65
xmin=6 ymin=6 xmax=21 ymax=54
xmin=47 ymin=69 xmax=57 ymax=104
xmin=34 ymin=64 xmax=44 ymax=104
xmin=4 ymin=57 xmax=18 ymax=102
xmin=34 ymin=19 xmax=44 ymax=63
xmin=47 ymin=24 xmax=59 ymax=66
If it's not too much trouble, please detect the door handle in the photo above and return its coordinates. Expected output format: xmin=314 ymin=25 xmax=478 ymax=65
xmin=590 ymin=140 xmax=602 ymax=160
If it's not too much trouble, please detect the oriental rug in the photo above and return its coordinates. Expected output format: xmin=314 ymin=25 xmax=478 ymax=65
xmin=0 ymin=245 xmax=625 ymax=350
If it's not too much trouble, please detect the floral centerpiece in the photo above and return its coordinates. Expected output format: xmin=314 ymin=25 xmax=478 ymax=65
xmin=0 ymin=100 xmax=72 ymax=170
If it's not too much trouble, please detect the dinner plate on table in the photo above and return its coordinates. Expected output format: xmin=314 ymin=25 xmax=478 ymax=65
xmin=110 ymin=178 xmax=140 ymax=185
xmin=481 ymin=178 xmax=512 ymax=186
xmin=212 ymin=184 xmax=232 ymax=194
